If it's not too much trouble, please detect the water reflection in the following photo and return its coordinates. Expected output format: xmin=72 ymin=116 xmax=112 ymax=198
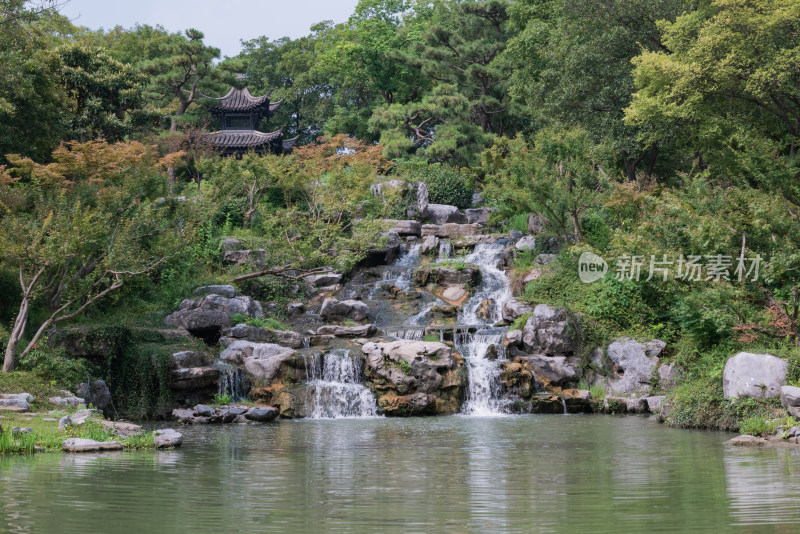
xmin=1 ymin=416 xmax=800 ymax=533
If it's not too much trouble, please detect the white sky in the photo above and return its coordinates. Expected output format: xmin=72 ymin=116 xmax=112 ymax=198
xmin=59 ymin=0 xmax=360 ymax=57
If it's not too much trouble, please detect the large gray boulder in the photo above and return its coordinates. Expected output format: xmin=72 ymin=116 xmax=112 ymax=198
xmin=316 ymin=324 xmax=377 ymax=337
xmin=75 ymin=380 xmax=112 ymax=411
xmin=464 ymin=208 xmax=491 ymax=225
xmin=241 ymin=343 xmax=297 ymax=383
xmin=170 ymin=351 xmax=206 ymax=369
xmin=502 ymin=298 xmax=533 ymax=322
xmin=605 ymin=338 xmax=665 ymax=394
xmin=223 ymin=249 xmax=266 ymax=267
xmin=62 ymin=438 xmax=122 ymax=452
xmin=378 ymin=219 xmax=421 ymax=237
xmin=170 ymin=367 xmax=220 ymax=391
xmin=223 ymin=323 xmax=303 ymax=349
xmin=193 ymin=285 xmax=238 ymax=298
xmin=319 ymin=298 xmax=370 ymax=322
xmin=304 ymin=272 xmax=343 ymax=288
xmin=658 ymin=362 xmax=680 ymax=390
xmin=521 ymin=305 xmax=580 ymax=355
xmin=722 ymin=352 xmax=788 ymax=399
xmin=420 ymin=235 xmax=440 ymax=255
xmin=516 ymin=354 xmax=579 ymax=386
xmin=780 ymin=386 xmax=800 ymax=418
xmin=164 ymin=294 xmax=263 ymax=337
xmin=244 ymin=406 xmax=279 ymax=422
xmin=527 ymin=213 xmax=546 ymax=235
xmin=421 ymin=223 xmax=483 ymax=238
xmin=154 ymin=428 xmax=183 ymax=448
xmin=49 ymin=391 xmax=85 ymax=409
xmin=516 ymin=236 xmax=537 ymax=251
xmin=425 ymin=204 xmax=467 ymax=224
xmin=0 ymin=393 xmax=32 ymax=412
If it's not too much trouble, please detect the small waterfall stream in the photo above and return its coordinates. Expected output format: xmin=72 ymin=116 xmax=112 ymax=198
xmin=215 ymin=362 xmax=248 ymax=401
xmin=456 ymin=242 xmax=513 ymax=416
xmin=303 ymin=349 xmax=379 ymax=419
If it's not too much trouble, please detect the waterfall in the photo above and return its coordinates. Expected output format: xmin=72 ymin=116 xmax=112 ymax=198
xmin=303 ymin=350 xmax=379 ymax=419
xmin=438 ymin=241 xmax=452 ymax=258
xmin=456 ymin=242 xmax=513 ymax=416
xmin=385 ymin=327 xmax=425 ymax=340
xmin=215 ymin=362 xmax=248 ymax=401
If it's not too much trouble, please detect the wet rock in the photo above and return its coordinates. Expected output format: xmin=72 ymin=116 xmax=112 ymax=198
xmin=194 ymin=404 xmax=214 ymax=417
xmin=421 ymin=223 xmax=483 ymax=238
xmin=499 ymin=361 xmax=536 ymax=399
xmin=509 ymin=230 xmax=524 ymax=239
xmin=502 ymin=298 xmax=533 ymax=322
xmin=516 ymin=236 xmax=536 ymax=251
xmin=425 ymin=204 xmax=467 ymax=224
xmin=780 ymin=386 xmax=800 ymax=418
xmin=223 ymin=249 xmax=266 ymax=267
xmin=75 ymin=380 xmax=112 ymax=411
xmin=521 ymin=305 xmax=581 ymax=355
xmin=504 ymin=329 xmax=523 ymax=347
xmin=726 ymin=435 xmax=767 ymax=447
xmin=245 ymin=406 xmax=279 ymax=422
xmin=723 ymin=352 xmax=788 ymax=399
xmin=239 ymin=343 xmax=297 ymax=383
xmin=316 ymin=324 xmax=377 ymax=337
xmin=62 ymin=438 xmax=123 ymax=452
xmin=464 ymin=208 xmax=491 ymax=225
xmin=172 ymin=408 xmax=196 ymax=423
xmin=170 ymin=351 xmax=206 ymax=369
xmin=516 ymin=354 xmax=579 ymax=386
xmin=363 ymin=340 xmax=465 ymax=416
xmin=440 ymin=286 xmax=468 ymax=306
xmin=420 ymin=235 xmax=440 ymax=255
xmin=287 ymin=302 xmax=305 ymax=318
xmin=170 ymin=367 xmax=220 ymax=391
xmin=224 ymin=324 xmax=304 ymax=349
xmin=154 ymin=428 xmax=184 ymax=448
xmin=310 ymin=335 xmax=334 ymax=347
xmin=476 ymin=299 xmax=496 ymax=321
xmin=605 ymin=396 xmax=649 ymax=413
xmin=320 ymin=298 xmax=370 ymax=322
xmin=605 ymin=338 xmax=665 ymax=394
xmin=378 ymin=219 xmax=421 ymax=237
xmin=413 ymin=265 xmax=481 ymax=288
xmin=193 ymin=285 xmax=238 ymax=298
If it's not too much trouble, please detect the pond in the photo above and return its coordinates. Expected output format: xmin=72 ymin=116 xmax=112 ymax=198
xmin=2 ymin=415 xmax=800 ymax=533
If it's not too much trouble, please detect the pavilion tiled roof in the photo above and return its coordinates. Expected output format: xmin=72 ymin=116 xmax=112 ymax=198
xmin=205 ymin=129 xmax=283 ymax=148
xmin=207 ymin=87 xmax=272 ymax=113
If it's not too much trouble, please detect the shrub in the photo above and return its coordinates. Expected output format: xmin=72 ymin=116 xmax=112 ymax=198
xmin=401 ymin=164 xmax=474 ymax=208
xmin=738 ymin=416 xmax=777 ymax=437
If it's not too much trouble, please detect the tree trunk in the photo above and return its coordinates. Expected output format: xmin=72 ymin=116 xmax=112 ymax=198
xmin=2 ymin=297 xmax=28 ymax=373
xmin=570 ymin=210 xmax=583 ymax=242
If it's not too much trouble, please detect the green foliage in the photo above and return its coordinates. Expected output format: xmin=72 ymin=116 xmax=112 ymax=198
xmin=402 ymin=164 xmax=474 ymax=208
xmin=229 ymin=313 xmax=289 ymax=332
xmin=665 ymin=376 xmax=779 ymax=431
xmin=502 ymin=213 xmax=529 ymax=234
xmin=236 ymin=275 xmax=306 ymax=307
xmin=17 ymin=346 xmax=93 ymax=390
xmin=738 ymin=416 xmax=777 ymax=438
xmin=212 ymin=393 xmax=232 ymax=406
xmin=398 ymin=359 xmax=412 ymax=376
xmin=510 ymin=312 xmax=532 ymax=331
xmin=423 ymin=334 xmax=440 ymax=342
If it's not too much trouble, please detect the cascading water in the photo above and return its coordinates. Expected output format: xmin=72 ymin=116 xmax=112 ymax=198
xmin=369 ymin=243 xmax=422 ymax=299
xmin=215 ymin=362 xmax=248 ymax=401
xmin=455 ymin=242 xmax=513 ymax=416
xmin=303 ymin=349 xmax=379 ymax=418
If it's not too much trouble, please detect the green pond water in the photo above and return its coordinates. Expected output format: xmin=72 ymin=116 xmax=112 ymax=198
xmin=2 ymin=415 xmax=800 ymax=533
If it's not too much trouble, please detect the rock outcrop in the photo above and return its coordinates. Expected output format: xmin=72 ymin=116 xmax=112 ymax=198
xmin=164 ymin=292 xmax=263 ymax=341
xmin=520 ymin=305 xmax=580 ymax=355
xmin=319 ymin=298 xmax=370 ymax=322
xmin=605 ymin=338 xmax=665 ymax=394
xmin=722 ymin=352 xmax=788 ymax=399
xmin=363 ymin=341 xmax=466 ymax=415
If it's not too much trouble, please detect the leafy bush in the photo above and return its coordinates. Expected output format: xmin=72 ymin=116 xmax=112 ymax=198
xmin=738 ymin=416 xmax=777 ymax=437
xmin=401 ymin=163 xmax=474 ymax=208
xmin=212 ymin=393 xmax=232 ymax=406
xmin=237 ymin=275 xmax=308 ymax=306
xmin=229 ymin=313 xmax=289 ymax=331
xmin=18 ymin=346 xmax=94 ymax=390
